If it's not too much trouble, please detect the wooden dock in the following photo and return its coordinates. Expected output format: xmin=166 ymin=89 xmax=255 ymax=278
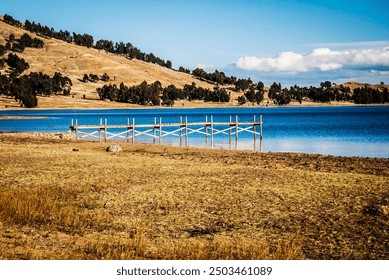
xmin=70 ymin=115 xmax=263 ymax=151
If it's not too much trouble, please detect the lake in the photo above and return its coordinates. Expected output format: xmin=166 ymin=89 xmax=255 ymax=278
xmin=1 ymin=106 xmax=388 ymax=158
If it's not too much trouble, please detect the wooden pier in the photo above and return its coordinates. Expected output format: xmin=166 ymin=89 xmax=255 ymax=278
xmin=70 ymin=115 xmax=263 ymax=151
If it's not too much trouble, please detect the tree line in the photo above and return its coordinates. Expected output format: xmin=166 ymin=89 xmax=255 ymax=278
xmin=97 ymin=81 xmax=230 ymax=106
xmin=264 ymin=81 xmax=389 ymax=105
xmin=190 ymin=68 xmax=237 ymax=85
xmin=0 ymin=32 xmax=45 ymax=78
xmin=0 ymin=72 xmax=72 ymax=108
xmin=237 ymin=81 xmax=265 ymax=105
xmin=0 ymin=32 xmax=44 ymax=59
xmin=3 ymin=14 xmax=173 ymax=69
xmin=82 ymin=73 xmax=110 ymax=83
xmin=0 ymin=29 xmax=72 ymax=108
xmin=189 ymin=67 xmax=264 ymax=93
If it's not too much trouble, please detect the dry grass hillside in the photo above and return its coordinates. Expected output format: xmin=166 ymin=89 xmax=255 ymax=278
xmin=0 ymin=18 xmax=221 ymax=108
xmin=1 ymin=18 xmax=388 ymax=109
xmin=342 ymin=81 xmax=389 ymax=91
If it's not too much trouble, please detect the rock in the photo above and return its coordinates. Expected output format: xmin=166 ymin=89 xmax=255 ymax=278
xmin=72 ymin=148 xmax=79 ymax=152
xmin=106 ymin=144 xmax=123 ymax=153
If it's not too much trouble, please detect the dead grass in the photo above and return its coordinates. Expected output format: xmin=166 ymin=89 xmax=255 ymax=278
xmin=0 ymin=134 xmax=388 ymax=259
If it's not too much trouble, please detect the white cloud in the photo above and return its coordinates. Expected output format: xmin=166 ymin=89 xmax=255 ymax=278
xmin=236 ymin=47 xmax=389 ymax=73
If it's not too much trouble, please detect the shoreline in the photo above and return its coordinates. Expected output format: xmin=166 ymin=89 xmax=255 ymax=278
xmin=1 ymin=92 xmax=389 ymax=111
xmin=1 ymin=131 xmax=388 ymax=159
xmin=0 ymin=116 xmax=49 ymax=119
xmin=1 ymin=102 xmax=389 ymax=111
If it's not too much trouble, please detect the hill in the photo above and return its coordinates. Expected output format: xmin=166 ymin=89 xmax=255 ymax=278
xmin=341 ymin=81 xmax=389 ymax=91
xmin=0 ymin=17 xmax=220 ymax=109
xmin=1 ymin=16 xmax=388 ymax=109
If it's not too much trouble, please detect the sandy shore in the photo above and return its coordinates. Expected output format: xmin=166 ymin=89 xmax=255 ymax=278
xmin=0 ymin=116 xmax=49 ymax=120
xmin=2 ymin=91 xmax=388 ymax=110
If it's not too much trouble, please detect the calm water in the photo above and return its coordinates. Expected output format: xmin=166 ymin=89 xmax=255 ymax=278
xmin=1 ymin=106 xmax=388 ymax=158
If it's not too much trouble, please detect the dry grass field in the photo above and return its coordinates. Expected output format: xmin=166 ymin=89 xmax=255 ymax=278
xmin=0 ymin=133 xmax=388 ymax=260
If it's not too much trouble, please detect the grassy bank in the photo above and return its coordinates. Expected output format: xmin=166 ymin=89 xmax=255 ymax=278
xmin=0 ymin=134 xmax=388 ymax=259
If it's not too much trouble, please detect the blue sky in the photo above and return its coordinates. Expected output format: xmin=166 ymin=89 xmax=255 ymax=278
xmin=1 ymin=0 xmax=389 ymax=86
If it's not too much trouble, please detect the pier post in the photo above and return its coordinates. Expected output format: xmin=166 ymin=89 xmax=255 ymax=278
xmin=229 ymin=116 xmax=232 ymax=150
xmin=179 ymin=116 xmax=183 ymax=147
xmin=205 ymin=115 xmax=208 ymax=147
xmin=235 ymin=115 xmax=239 ymax=150
xmin=153 ymin=117 xmax=157 ymax=144
xmin=159 ymin=117 xmax=162 ymax=145
xmin=253 ymin=115 xmax=256 ymax=151
xmin=126 ymin=118 xmax=130 ymax=142
xmin=104 ymin=118 xmax=107 ymax=142
xmin=260 ymin=115 xmax=263 ymax=152
xmin=99 ymin=118 xmax=103 ymax=142
xmin=210 ymin=115 xmax=214 ymax=149
xmin=132 ymin=118 xmax=135 ymax=143
xmin=75 ymin=119 xmax=78 ymax=141
xmin=71 ymin=119 xmax=75 ymax=139
xmin=185 ymin=116 xmax=189 ymax=147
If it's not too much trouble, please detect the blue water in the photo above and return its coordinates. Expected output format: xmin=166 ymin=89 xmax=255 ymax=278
xmin=1 ymin=106 xmax=388 ymax=158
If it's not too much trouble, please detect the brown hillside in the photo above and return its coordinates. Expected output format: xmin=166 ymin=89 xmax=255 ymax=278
xmin=0 ymin=18 xmax=219 ymax=108
xmin=1 ymin=17 xmax=387 ymax=109
xmin=341 ymin=81 xmax=389 ymax=91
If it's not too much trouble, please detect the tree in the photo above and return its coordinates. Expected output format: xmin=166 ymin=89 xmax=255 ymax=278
xmin=384 ymin=88 xmax=389 ymax=102
xmin=256 ymin=81 xmax=265 ymax=92
xmin=19 ymin=33 xmax=44 ymax=48
xmin=192 ymin=68 xmax=207 ymax=79
xmin=3 ymin=14 xmax=22 ymax=27
xmin=165 ymin=60 xmax=172 ymax=69
xmin=238 ymin=95 xmax=247 ymax=105
xmin=101 ymin=73 xmax=110 ymax=82
xmin=20 ymin=93 xmax=38 ymax=108
xmin=82 ymin=74 xmax=89 ymax=83
xmin=269 ymin=82 xmax=281 ymax=99
xmin=0 ymin=45 xmax=6 ymax=56
xmin=320 ymin=81 xmax=332 ymax=89
xmin=95 ymin=39 xmax=114 ymax=52
xmin=289 ymin=85 xmax=303 ymax=104
xmin=275 ymin=88 xmax=292 ymax=105
xmin=89 ymin=74 xmax=99 ymax=82
xmin=178 ymin=66 xmax=190 ymax=74
xmin=5 ymin=53 xmax=29 ymax=75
